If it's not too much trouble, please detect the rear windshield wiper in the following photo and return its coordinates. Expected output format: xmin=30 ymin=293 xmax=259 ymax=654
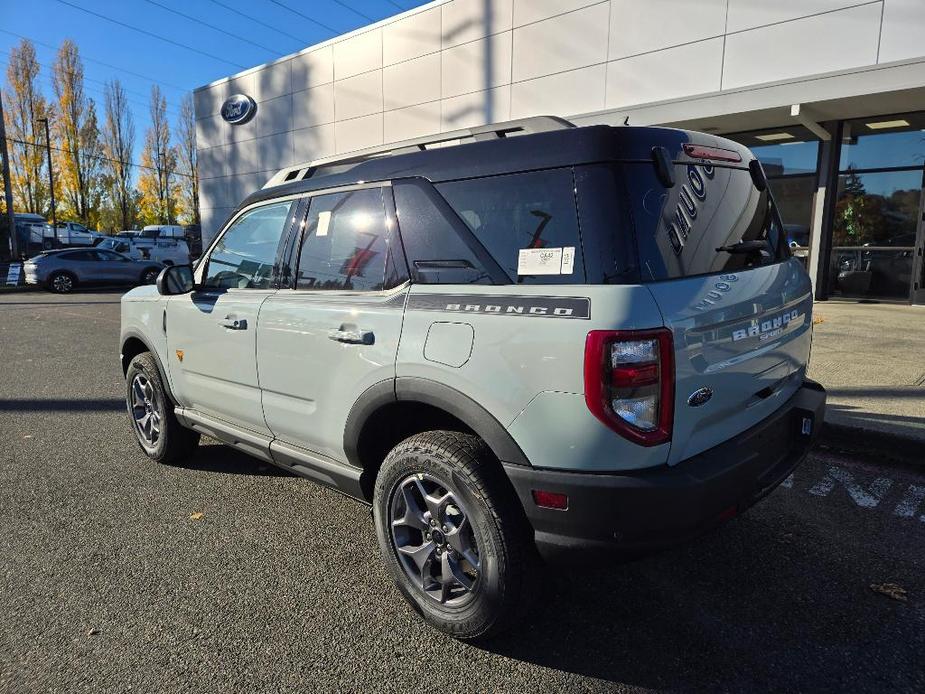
xmin=716 ymin=240 xmax=769 ymax=254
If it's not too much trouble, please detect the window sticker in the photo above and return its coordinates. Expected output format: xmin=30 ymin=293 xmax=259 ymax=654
xmin=317 ymin=210 xmax=332 ymax=237
xmin=561 ymin=246 xmax=575 ymax=274
xmin=518 ymin=247 xmax=562 ymax=275
xmin=517 ymin=247 xmax=576 ymax=275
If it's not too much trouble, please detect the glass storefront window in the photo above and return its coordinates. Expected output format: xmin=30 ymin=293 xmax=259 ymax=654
xmin=751 ymin=141 xmax=820 ymax=176
xmin=833 ymin=170 xmax=921 ymax=247
xmin=839 ymin=113 xmax=925 ymax=170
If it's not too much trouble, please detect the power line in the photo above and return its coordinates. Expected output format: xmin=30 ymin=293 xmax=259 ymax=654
xmin=329 ymin=0 xmax=375 ymax=22
xmin=0 ymin=50 xmax=182 ymax=116
xmin=53 ymin=0 xmax=248 ymax=70
xmin=0 ymin=28 xmax=189 ymax=93
xmin=267 ymin=0 xmax=341 ymax=35
xmin=141 ymin=0 xmax=285 ymax=57
xmin=383 ymin=1 xmax=408 ymax=11
xmin=205 ymin=0 xmax=311 ymax=46
xmin=5 ymin=135 xmax=194 ymax=179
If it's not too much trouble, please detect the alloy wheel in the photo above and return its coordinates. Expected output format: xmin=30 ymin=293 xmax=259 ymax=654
xmin=130 ymin=373 xmax=161 ymax=446
xmin=389 ymin=473 xmax=481 ymax=605
xmin=52 ymin=274 xmax=73 ymax=293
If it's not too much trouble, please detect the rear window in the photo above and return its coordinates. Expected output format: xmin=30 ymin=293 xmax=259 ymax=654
xmin=620 ymin=162 xmax=788 ymax=281
xmin=435 ymin=168 xmax=586 ymax=284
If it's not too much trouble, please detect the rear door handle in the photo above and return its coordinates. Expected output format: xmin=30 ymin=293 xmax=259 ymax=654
xmin=219 ymin=317 xmax=247 ymax=330
xmin=328 ymin=327 xmax=374 ymax=345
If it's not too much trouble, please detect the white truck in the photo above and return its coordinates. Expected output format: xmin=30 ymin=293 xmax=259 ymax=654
xmin=53 ymin=221 xmax=106 ymax=246
xmin=97 ymin=235 xmax=190 ymax=266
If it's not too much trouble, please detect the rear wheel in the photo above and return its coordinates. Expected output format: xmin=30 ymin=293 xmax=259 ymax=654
xmin=373 ymin=431 xmax=539 ymax=641
xmin=125 ymin=351 xmax=199 ymax=464
xmin=48 ymin=271 xmax=76 ymax=293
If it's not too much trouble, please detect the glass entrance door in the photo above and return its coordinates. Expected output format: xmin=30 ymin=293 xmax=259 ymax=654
xmin=829 ymin=113 xmax=925 ymax=302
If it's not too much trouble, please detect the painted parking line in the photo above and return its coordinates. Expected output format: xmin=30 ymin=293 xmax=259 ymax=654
xmin=781 ymin=454 xmax=925 ymax=522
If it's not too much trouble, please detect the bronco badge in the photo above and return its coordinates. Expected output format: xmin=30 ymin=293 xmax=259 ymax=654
xmin=687 ymin=387 xmax=713 ymax=407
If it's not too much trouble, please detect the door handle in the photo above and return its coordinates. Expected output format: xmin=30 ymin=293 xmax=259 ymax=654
xmin=219 ymin=317 xmax=247 ymax=330
xmin=328 ymin=326 xmax=374 ymax=345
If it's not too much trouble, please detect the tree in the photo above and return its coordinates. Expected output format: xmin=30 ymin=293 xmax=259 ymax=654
xmin=175 ymin=93 xmax=199 ymax=225
xmin=52 ymin=39 xmax=103 ymax=225
xmin=3 ymin=39 xmax=50 ymax=214
xmin=101 ymin=79 xmax=135 ymax=230
xmin=138 ymin=85 xmax=176 ymax=224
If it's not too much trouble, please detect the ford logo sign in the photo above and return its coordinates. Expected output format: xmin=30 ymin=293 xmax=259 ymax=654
xmin=687 ymin=387 xmax=713 ymax=407
xmin=221 ymin=94 xmax=256 ymax=125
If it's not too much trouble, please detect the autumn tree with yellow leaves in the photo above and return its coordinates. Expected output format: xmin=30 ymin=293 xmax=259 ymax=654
xmin=137 ymin=85 xmax=177 ymax=225
xmin=51 ymin=39 xmax=103 ymax=227
xmin=100 ymin=79 xmax=136 ymax=230
xmin=175 ymin=93 xmax=199 ymax=226
xmin=3 ymin=39 xmax=51 ymax=215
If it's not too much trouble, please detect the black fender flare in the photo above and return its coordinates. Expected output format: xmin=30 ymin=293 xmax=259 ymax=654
xmin=120 ymin=330 xmax=178 ymax=405
xmin=343 ymin=377 xmax=530 ymax=469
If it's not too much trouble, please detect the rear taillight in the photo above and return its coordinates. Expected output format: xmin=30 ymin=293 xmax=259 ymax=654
xmin=583 ymin=329 xmax=674 ymax=446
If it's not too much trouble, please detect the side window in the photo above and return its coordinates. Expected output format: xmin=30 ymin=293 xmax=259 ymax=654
xmin=296 ymin=187 xmax=399 ymax=291
xmin=204 ymin=200 xmax=294 ymax=289
xmin=66 ymin=250 xmax=96 ymax=261
xmin=435 ymin=169 xmax=586 ymax=284
xmin=393 ymin=179 xmax=494 ymax=285
xmin=95 ymin=250 xmax=124 ymax=261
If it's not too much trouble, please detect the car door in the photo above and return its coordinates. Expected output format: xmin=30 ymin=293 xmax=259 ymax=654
xmin=93 ymin=249 xmax=138 ymax=282
xmin=60 ymin=249 xmax=101 ymax=282
xmin=256 ymin=185 xmax=409 ymax=462
xmin=165 ymin=198 xmax=300 ymax=436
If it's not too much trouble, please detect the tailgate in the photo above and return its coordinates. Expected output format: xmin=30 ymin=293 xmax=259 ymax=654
xmin=647 ymin=260 xmax=813 ymax=464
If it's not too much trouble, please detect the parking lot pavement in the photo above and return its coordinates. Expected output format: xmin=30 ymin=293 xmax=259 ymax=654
xmin=1 ymin=291 xmax=923 ymax=693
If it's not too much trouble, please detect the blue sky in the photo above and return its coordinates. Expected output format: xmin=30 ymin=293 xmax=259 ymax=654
xmin=1 ymin=0 xmax=429 ymax=171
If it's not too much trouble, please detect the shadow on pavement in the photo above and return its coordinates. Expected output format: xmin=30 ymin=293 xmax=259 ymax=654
xmin=173 ymin=442 xmax=292 ymax=478
xmin=0 ymin=398 xmax=125 ymax=412
xmin=477 ymin=516 xmax=915 ymax=690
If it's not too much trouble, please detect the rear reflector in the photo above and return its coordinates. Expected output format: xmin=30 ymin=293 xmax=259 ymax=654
xmin=532 ymin=490 xmax=568 ymax=510
xmin=682 ymin=143 xmax=742 ymax=163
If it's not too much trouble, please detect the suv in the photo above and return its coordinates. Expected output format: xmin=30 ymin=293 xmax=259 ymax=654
xmin=120 ymin=117 xmax=825 ymax=640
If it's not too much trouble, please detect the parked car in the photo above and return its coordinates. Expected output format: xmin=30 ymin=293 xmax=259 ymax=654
xmin=97 ymin=235 xmax=191 ymax=266
xmin=53 ymin=221 xmax=106 ymax=246
xmin=120 ymin=117 xmax=825 ymax=640
xmin=141 ymin=224 xmax=185 ymax=239
xmin=24 ymin=248 xmax=163 ymax=293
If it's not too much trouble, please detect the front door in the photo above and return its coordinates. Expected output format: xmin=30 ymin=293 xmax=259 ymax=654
xmin=166 ymin=199 xmax=299 ymax=436
xmin=93 ymin=249 xmax=140 ymax=282
xmin=256 ymin=185 xmax=409 ymax=462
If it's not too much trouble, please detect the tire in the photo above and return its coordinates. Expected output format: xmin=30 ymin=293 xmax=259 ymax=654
xmin=47 ymin=271 xmax=76 ymax=294
xmin=373 ymin=431 xmax=539 ymax=641
xmin=125 ymin=351 xmax=199 ymax=464
xmin=42 ymin=239 xmax=54 ymax=250
xmin=140 ymin=267 xmax=160 ymax=285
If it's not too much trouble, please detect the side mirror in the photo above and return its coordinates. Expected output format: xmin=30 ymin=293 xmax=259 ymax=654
xmin=156 ymin=264 xmax=195 ymax=295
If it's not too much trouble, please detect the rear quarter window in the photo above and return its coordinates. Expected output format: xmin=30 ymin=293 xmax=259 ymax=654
xmin=435 ymin=168 xmax=586 ymax=285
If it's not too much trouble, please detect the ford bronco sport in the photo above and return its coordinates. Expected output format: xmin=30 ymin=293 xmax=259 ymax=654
xmin=120 ymin=117 xmax=826 ymax=640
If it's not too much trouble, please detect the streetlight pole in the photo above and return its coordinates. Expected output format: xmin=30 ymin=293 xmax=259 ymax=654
xmin=0 ymin=92 xmax=17 ymax=259
xmin=36 ymin=117 xmax=56 ymax=237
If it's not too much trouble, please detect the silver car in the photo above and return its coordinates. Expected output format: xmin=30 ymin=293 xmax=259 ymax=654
xmin=24 ymin=248 xmax=163 ymax=293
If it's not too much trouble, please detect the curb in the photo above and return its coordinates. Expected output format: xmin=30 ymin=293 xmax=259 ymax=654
xmin=819 ymin=421 xmax=923 ymax=468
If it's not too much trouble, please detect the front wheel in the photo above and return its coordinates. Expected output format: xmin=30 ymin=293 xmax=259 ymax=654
xmin=125 ymin=352 xmax=199 ymax=463
xmin=373 ymin=431 xmax=538 ymax=641
xmin=48 ymin=271 xmax=76 ymax=293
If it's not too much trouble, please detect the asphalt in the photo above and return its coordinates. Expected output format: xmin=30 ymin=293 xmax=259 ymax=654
xmin=1 ymin=291 xmax=923 ymax=693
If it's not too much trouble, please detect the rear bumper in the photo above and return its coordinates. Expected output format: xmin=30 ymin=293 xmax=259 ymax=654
xmin=505 ymin=379 xmax=826 ymax=562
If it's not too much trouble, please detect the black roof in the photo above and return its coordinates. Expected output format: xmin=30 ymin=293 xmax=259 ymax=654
xmin=239 ymin=124 xmax=754 ymax=210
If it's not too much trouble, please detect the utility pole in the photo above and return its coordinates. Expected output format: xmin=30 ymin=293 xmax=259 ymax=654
xmin=0 ymin=92 xmax=17 ymax=259
xmin=36 ymin=116 xmax=56 ymax=235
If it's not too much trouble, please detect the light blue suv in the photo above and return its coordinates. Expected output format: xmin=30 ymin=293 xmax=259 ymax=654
xmin=119 ymin=118 xmax=826 ymax=640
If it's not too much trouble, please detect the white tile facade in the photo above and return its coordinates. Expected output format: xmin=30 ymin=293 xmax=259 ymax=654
xmin=196 ymin=0 xmax=924 ymax=241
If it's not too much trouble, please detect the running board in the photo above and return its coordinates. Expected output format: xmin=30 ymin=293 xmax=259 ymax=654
xmin=174 ymin=407 xmax=365 ymax=501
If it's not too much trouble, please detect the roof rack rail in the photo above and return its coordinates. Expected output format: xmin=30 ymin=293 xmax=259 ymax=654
xmin=263 ymin=115 xmax=575 ymax=189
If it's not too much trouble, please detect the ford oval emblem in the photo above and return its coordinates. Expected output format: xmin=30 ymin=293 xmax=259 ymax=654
xmin=687 ymin=387 xmax=713 ymax=407
xmin=221 ymin=94 xmax=257 ymax=125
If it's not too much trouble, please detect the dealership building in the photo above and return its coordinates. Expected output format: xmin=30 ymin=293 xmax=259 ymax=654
xmin=194 ymin=0 xmax=925 ymax=304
